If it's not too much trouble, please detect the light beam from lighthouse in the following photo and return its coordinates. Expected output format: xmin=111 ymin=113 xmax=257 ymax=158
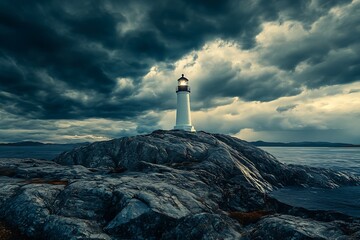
xmin=174 ymin=74 xmax=196 ymax=132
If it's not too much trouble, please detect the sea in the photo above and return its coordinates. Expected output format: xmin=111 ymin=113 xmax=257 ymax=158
xmin=261 ymin=147 xmax=360 ymax=218
xmin=0 ymin=145 xmax=78 ymax=160
xmin=0 ymin=145 xmax=359 ymax=217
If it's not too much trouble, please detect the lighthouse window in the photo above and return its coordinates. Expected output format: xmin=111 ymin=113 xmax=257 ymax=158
xmin=179 ymin=80 xmax=187 ymax=86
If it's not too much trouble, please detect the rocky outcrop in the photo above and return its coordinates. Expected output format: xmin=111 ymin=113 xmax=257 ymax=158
xmin=0 ymin=130 xmax=359 ymax=239
xmin=54 ymin=130 xmax=359 ymax=190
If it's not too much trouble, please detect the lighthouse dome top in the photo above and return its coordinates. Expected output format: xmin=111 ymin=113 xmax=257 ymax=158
xmin=178 ymin=74 xmax=189 ymax=81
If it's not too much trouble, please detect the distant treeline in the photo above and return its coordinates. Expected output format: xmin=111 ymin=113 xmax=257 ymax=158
xmin=0 ymin=141 xmax=46 ymax=146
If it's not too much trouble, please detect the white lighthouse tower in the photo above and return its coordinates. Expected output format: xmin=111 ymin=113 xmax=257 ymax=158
xmin=174 ymin=74 xmax=196 ymax=132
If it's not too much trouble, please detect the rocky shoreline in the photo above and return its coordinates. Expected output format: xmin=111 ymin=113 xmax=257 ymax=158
xmin=1 ymin=130 xmax=359 ymax=239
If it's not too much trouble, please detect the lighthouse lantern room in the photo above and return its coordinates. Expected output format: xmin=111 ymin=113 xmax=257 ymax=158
xmin=174 ymin=74 xmax=196 ymax=132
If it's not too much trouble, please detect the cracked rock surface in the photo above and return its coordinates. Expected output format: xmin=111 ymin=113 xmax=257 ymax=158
xmin=1 ymin=130 xmax=359 ymax=239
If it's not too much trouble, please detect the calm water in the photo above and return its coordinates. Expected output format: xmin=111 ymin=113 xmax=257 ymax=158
xmin=261 ymin=147 xmax=360 ymax=176
xmin=0 ymin=145 xmax=78 ymax=160
xmin=261 ymin=147 xmax=360 ymax=218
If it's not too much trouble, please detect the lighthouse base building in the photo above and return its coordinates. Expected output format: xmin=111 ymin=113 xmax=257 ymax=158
xmin=174 ymin=74 xmax=196 ymax=132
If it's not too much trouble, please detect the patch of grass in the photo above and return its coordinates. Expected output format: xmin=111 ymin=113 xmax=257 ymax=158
xmin=108 ymin=166 xmax=127 ymax=174
xmin=22 ymin=178 xmax=69 ymax=185
xmin=228 ymin=210 xmax=273 ymax=225
xmin=0 ymin=221 xmax=29 ymax=240
xmin=0 ymin=167 xmax=16 ymax=177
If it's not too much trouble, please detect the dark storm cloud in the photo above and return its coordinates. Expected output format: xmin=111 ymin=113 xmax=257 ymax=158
xmin=349 ymin=89 xmax=360 ymax=94
xmin=0 ymin=0 xmax=356 ymax=124
xmin=295 ymin=46 xmax=360 ymax=88
xmin=260 ymin=0 xmax=360 ymax=88
xmin=0 ymin=108 xmax=162 ymax=142
xmin=192 ymin=60 xmax=301 ymax=106
xmin=276 ymin=104 xmax=298 ymax=113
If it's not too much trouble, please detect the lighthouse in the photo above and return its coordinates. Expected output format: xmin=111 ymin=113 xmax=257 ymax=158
xmin=174 ymin=74 xmax=196 ymax=132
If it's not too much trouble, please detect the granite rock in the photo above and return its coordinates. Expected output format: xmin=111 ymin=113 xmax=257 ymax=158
xmin=0 ymin=130 xmax=359 ymax=239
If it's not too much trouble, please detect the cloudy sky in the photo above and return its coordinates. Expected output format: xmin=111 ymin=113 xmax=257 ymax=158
xmin=0 ymin=0 xmax=359 ymax=143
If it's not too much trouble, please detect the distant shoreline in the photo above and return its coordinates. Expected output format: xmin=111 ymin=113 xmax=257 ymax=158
xmin=251 ymin=141 xmax=360 ymax=148
xmin=0 ymin=141 xmax=87 ymax=147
